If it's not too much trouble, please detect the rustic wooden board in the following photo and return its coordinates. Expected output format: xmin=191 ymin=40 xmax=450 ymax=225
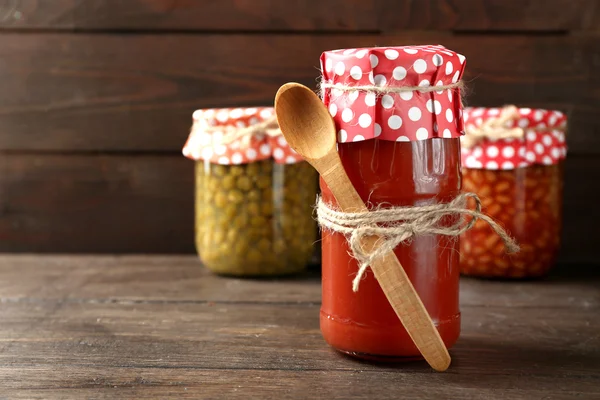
xmin=0 ymin=33 xmax=597 ymax=154
xmin=0 ymin=255 xmax=597 ymax=308
xmin=0 ymin=297 xmax=598 ymax=376
xmin=380 ymin=0 xmax=600 ymax=32
xmin=0 ymin=255 xmax=598 ymax=399
xmin=1 ymin=367 xmax=598 ymax=400
xmin=0 ymin=0 xmax=379 ymax=31
xmin=0 ymin=154 xmax=194 ymax=253
xmin=0 ymin=154 xmax=596 ymax=260
xmin=0 ymin=0 xmax=597 ymax=31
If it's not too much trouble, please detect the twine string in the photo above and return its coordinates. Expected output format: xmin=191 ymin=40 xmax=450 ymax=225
xmin=462 ymin=106 xmax=524 ymax=149
xmin=316 ymin=193 xmax=519 ymax=292
xmin=320 ymin=80 xmax=464 ymax=96
xmin=192 ymin=116 xmax=281 ymax=147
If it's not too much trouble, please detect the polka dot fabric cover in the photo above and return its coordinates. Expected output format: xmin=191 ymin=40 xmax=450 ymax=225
xmin=320 ymin=45 xmax=467 ymax=143
xmin=462 ymin=107 xmax=568 ymax=170
xmin=182 ymin=107 xmax=303 ymax=165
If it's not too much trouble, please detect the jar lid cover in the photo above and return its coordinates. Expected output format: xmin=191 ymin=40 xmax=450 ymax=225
xmin=461 ymin=106 xmax=567 ymax=170
xmin=320 ymin=45 xmax=466 ymax=143
xmin=182 ymin=107 xmax=303 ymax=165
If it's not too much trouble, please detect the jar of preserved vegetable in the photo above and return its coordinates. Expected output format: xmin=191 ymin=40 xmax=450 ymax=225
xmin=182 ymin=107 xmax=318 ymax=276
xmin=460 ymin=106 xmax=567 ymax=278
xmin=318 ymin=45 xmax=468 ymax=360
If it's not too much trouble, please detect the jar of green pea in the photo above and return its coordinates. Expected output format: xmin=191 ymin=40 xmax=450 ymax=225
xmin=183 ymin=107 xmax=318 ymax=276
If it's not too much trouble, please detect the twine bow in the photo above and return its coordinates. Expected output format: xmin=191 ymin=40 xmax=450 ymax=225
xmin=193 ymin=116 xmax=282 ymax=147
xmin=462 ymin=106 xmax=524 ymax=149
xmin=316 ymin=193 xmax=519 ymax=292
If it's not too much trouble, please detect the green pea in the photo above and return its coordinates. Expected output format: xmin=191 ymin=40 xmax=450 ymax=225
xmin=260 ymin=160 xmax=273 ymax=174
xmin=257 ymin=238 xmax=271 ymax=252
xmin=256 ymin=176 xmax=271 ymax=189
xmin=212 ymin=165 xmax=227 ymax=177
xmin=207 ymin=178 xmax=220 ymax=192
xmin=214 ymin=191 xmax=227 ymax=208
xmin=234 ymin=239 xmax=249 ymax=255
xmin=248 ymin=190 xmax=261 ymax=201
xmin=233 ymin=213 xmax=249 ymax=228
xmin=222 ymin=174 xmax=236 ymax=190
xmin=213 ymin=229 xmax=226 ymax=244
xmin=226 ymin=229 xmax=238 ymax=243
xmin=246 ymin=202 xmax=260 ymax=216
xmin=229 ymin=165 xmax=244 ymax=176
xmin=250 ymin=215 xmax=267 ymax=227
xmin=246 ymin=162 xmax=260 ymax=176
xmin=236 ymin=175 xmax=253 ymax=191
xmin=227 ymin=190 xmax=244 ymax=204
xmin=247 ymin=248 xmax=263 ymax=264
xmin=224 ymin=204 xmax=237 ymax=220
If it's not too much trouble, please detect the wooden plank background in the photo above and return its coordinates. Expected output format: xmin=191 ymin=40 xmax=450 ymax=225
xmin=0 ymin=0 xmax=598 ymax=261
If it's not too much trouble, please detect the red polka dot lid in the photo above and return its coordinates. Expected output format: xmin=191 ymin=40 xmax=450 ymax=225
xmin=182 ymin=107 xmax=303 ymax=165
xmin=320 ymin=45 xmax=466 ymax=143
xmin=461 ymin=107 xmax=568 ymax=170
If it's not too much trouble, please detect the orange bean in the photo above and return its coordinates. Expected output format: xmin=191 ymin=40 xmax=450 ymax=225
xmin=480 ymin=255 xmax=492 ymax=264
xmin=496 ymin=195 xmax=511 ymax=204
xmin=486 ymin=203 xmax=502 ymax=217
xmin=479 ymin=185 xmax=492 ymax=197
xmin=483 ymin=234 xmax=499 ymax=249
xmin=481 ymin=197 xmax=494 ymax=208
xmin=475 ymin=265 xmax=490 ymax=274
xmin=494 ymin=258 xmax=510 ymax=269
xmin=495 ymin=181 xmax=510 ymax=193
xmin=462 ymin=240 xmax=472 ymax=253
xmin=473 ymin=246 xmax=485 ymax=256
xmin=493 ymin=243 xmax=505 ymax=256
xmin=484 ymin=171 xmax=497 ymax=183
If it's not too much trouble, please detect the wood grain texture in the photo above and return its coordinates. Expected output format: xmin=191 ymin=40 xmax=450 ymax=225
xmin=0 ymin=255 xmax=596 ymax=307
xmin=0 ymin=255 xmax=598 ymax=399
xmin=0 ymin=154 xmax=596 ymax=260
xmin=379 ymin=0 xmax=600 ymax=32
xmin=0 ymin=0 xmax=597 ymax=31
xmin=0 ymin=0 xmax=378 ymax=31
xmin=0 ymin=154 xmax=194 ymax=253
xmin=0 ymin=32 xmax=597 ymax=154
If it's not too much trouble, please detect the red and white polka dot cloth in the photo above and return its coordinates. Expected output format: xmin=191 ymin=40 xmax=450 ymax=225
xmin=461 ymin=107 xmax=568 ymax=170
xmin=320 ymin=45 xmax=466 ymax=143
xmin=182 ymin=107 xmax=303 ymax=165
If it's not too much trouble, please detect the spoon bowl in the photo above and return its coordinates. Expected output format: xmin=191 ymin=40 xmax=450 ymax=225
xmin=275 ymin=83 xmax=336 ymax=161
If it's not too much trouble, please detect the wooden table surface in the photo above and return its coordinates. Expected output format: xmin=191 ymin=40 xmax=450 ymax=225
xmin=0 ymin=255 xmax=598 ymax=399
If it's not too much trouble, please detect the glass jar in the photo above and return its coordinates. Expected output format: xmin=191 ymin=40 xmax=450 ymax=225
xmin=183 ymin=107 xmax=318 ymax=276
xmin=460 ymin=107 xmax=567 ymax=278
xmin=319 ymin=45 xmax=467 ymax=360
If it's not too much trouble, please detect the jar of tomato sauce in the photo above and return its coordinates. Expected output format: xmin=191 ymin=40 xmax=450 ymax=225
xmin=460 ymin=106 xmax=567 ymax=278
xmin=319 ymin=45 xmax=467 ymax=359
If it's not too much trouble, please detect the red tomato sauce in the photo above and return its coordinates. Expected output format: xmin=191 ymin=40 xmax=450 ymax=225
xmin=320 ymin=138 xmax=462 ymax=359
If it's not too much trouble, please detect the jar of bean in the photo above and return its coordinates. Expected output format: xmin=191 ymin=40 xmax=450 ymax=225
xmin=460 ymin=106 xmax=567 ymax=278
xmin=183 ymin=107 xmax=318 ymax=276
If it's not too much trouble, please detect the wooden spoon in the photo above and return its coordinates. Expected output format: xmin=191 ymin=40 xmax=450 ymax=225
xmin=274 ymin=82 xmax=451 ymax=372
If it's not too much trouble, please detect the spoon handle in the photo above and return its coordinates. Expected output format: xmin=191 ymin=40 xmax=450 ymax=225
xmin=319 ymin=151 xmax=451 ymax=372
